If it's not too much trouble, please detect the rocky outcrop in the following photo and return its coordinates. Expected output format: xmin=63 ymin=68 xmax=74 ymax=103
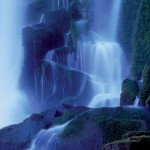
xmin=120 ymin=79 xmax=140 ymax=106
xmin=21 ymin=24 xmax=64 ymax=100
xmin=0 ymin=107 xmax=149 ymax=150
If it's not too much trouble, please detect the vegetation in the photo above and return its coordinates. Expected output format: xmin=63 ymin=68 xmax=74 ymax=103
xmin=118 ymin=0 xmax=142 ymax=61
xmin=131 ymin=0 xmax=150 ymax=80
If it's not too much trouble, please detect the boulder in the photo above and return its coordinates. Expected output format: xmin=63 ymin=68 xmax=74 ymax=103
xmin=120 ymin=79 xmax=140 ymax=106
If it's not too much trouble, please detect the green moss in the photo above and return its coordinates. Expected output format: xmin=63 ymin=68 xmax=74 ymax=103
xmin=60 ymin=112 xmax=90 ymax=138
xmin=139 ymin=64 xmax=150 ymax=105
xmin=118 ymin=0 xmax=142 ymax=61
xmin=60 ymin=108 xmax=149 ymax=140
xmin=131 ymin=0 xmax=150 ymax=80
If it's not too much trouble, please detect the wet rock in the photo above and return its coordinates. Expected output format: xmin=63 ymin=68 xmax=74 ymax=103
xmin=0 ymin=105 xmax=88 ymax=150
xmin=57 ymin=107 xmax=150 ymax=150
xmin=44 ymin=8 xmax=70 ymax=32
xmin=120 ymin=79 xmax=140 ymax=106
xmin=40 ymin=61 xmax=97 ymax=108
xmin=21 ymin=24 xmax=64 ymax=101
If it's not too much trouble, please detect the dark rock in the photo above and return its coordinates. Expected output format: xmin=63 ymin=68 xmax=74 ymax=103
xmin=44 ymin=8 xmax=70 ymax=32
xmin=54 ymin=110 xmax=63 ymax=117
xmin=120 ymin=79 xmax=140 ymax=106
xmin=21 ymin=25 xmax=64 ymax=102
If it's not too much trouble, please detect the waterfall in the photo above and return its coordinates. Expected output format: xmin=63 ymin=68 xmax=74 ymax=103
xmin=0 ymin=1 xmax=29 ymax=127
xmin=28 ymin=121 xmax=70 ymax=150
xmin=134 ymin=97 xmax=140 ymax=107
xmin=64 ymin=32 xmax=71 ymax=47
xmin=44 ymin=0 xmax=124 ymax=108
xmin=39 ymin=13 xmax=46 ymax=24
xmin=49 ymin=0 xmax=69 ymax=10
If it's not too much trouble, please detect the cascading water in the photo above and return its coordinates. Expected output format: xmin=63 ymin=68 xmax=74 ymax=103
xmin=87 ymin=0 xmax=124 ymax=108
xmin=46 ymin=0 xmax=125 ymax=108
xmin=49 ymin=0 xmax=69 ymax=10
xmin=39 ymin=13 xmax=46 ymax=24
xmin=28 ymin=121 xmax=70 ymax=150
xmin=0 ymin=0 xmax=29 ymax=127
xmin=29 ymin=0 xmax=126 ymax=149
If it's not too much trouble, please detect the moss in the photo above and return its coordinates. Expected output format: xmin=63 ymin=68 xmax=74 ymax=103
xmin=60 ymin=108 xmax=149 ymax=140
xmin=131 ymin=0 xmax=150 ymax=80
xmin=118 ymin=0 xmax=142 ymax=61
xmin=139 ymin=64 xmax=150 ymax=105
xmin=120 ymin=79 xmax=140 ymax=106
xmin=60 ymin=111 xmax=90 ymax=138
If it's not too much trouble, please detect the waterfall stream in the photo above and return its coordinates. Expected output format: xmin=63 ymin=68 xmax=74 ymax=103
xmin=0 ymin=0 xmax=29 ymax=128
xmin=28 ymin=121 xmax=70 ymax=150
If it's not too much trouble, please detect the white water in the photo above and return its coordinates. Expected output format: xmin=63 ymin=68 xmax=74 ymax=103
xmin=39 ymin=13 xmax=46 ymax=24
xmin=0 ymin=1 xmax=28 ymax=127
xmin=134 ymin=97 xmax=140 ymax=107
xmin=45 ymin=0 xmax=124 ymax=108
xmin=50 ymin=0 xmax=69 ymax=10
xmin=29 ymin=121 xmax=70 ymax=150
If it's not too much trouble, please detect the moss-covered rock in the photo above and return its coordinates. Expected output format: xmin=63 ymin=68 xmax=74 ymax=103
xmin=139 ymin=64 xmax=150 ymax=105
xmin=120 ymin=79 xmax=140 ymax=106
xmin=131 ymin=0 xmax=150 ymax=80
xmin=60 ymin=107 xmax=150 ymax=144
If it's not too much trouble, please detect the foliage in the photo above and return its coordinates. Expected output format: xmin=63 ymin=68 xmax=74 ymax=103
xmin=139 ymin=64 xmax=150 ymax=105
xmin=131 ymin=0 xmax=150 ymax=80
xmin=118 ymin=0 xmax=142 ymax=61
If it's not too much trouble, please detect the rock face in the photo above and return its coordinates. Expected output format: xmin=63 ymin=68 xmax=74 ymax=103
xmin=44 ymin=8 xmax=70 ymax=32
xmin=104 ymin=131 xmax=150 ymax=150
xmin=120 ymin=79 xmax=140 ymax=106
xmin=21 ymin=24 xmax=64 ymax=101
xmin=0 ymin=107 xmax=149 ymax=150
